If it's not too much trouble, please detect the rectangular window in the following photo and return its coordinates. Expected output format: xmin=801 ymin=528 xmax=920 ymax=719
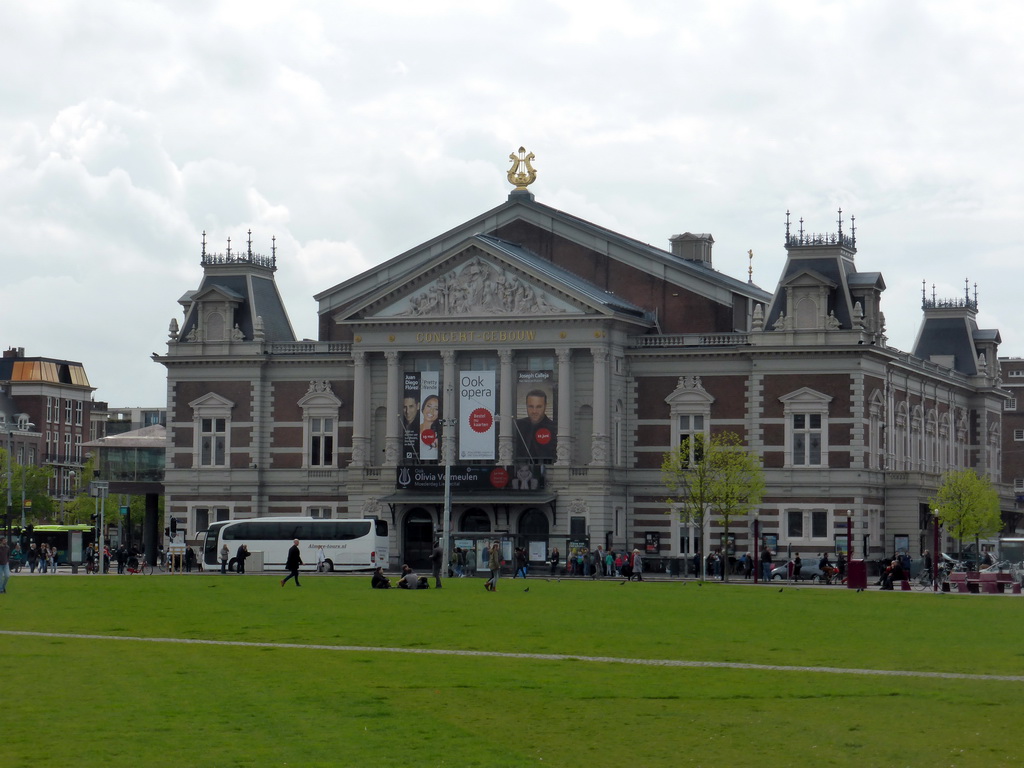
xmin=65 ymin=399 xmax=72 ymax=424
xmin=310 ymin=417 xmax=335 ymax=467
xmin=200 ymin=418 xmax=226 ymax=466
xmin=784 ymin=509 xmax=830 ymax=542
xmin=678 ymin=414 xmax=706 ymax=467
xmin=75 ymin=400 xmax=84 ymax=425
xmin=1010 ymin=370 xmax=1024 ymax=378
xmin=46 ymin=398 xmax=53 ymax=424
xmin=75 ymin=435 xmax=82 ymax=462
xmin=570 ymin=516 xmax=587 ymax=537
xmin=195 ymin=508 xmax=210 ymax=533
xmin=793 ymin=414 xmax=822 ymax=465
xmin=309 ymin=507 xmax=333 ymax=519
xmin=63 ymin=433 xmax=71 ymax=460
xmin=1015 ymin=479 xmax=1024 ymax=491
xmin=1015 ymin=429 xmax=1024 ymax=441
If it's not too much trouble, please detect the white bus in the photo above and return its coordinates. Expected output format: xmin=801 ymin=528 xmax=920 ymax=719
xmin=201 ymin=517 xmax=389 ymax=572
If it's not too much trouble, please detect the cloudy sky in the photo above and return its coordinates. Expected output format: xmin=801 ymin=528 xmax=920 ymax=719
xmin=1 ymin=0 xmax=1021 ymax=406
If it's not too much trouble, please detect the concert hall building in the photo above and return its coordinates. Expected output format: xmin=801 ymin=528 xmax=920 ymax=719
xmin=155 ymin=152 xmax=1012 ymax=570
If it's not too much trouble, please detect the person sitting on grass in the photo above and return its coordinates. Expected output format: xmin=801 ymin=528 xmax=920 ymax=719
xmin=397 ymin=564 xmax=428 ymax=589
xmin=371 ymin=567 xmax=392 ymax=589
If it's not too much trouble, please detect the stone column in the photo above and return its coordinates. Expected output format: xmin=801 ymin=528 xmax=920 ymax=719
xmin=555 ymin=347 xmax=573 ymax=465
xmin=442 ymin=350 xmax=457 ymax=466
xmin=350 ymin=350 xmax=368 ymax=467
xmin=384 ymin=351 xmax=401 ymax=466
xmin=498 ymin=349 xmax=514 ymax=465
xmin=591 ymin=346 xmax=610 ymax=465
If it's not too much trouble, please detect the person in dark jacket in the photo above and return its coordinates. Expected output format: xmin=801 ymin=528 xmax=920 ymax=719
xmin=236 ymin=544 xmax=250 ymax=574
xmin=280 ymin=539 xmax=303 ymax=587
xmin=370 ymin=567 xmax=391 ymax=589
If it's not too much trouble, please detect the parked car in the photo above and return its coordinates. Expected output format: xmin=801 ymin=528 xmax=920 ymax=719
xmin=770 ymin=560 xmax=828 ymax=582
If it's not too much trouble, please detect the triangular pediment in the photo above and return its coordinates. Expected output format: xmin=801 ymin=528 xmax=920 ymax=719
xmin=376 ymin=254 xmax=579 ymax=319
xmin=342 ymin=236 xmax=635 ymax=323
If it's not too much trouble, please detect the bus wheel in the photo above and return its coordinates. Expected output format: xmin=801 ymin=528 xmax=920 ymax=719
xmin=228 ymin=558 xmax=238 ymax=572
xmin=323 ymin=560 xmax=334 ymax=572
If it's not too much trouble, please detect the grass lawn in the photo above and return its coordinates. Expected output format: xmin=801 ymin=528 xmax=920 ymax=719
xmin=2 ymin=572 xmax=1021 ymax=767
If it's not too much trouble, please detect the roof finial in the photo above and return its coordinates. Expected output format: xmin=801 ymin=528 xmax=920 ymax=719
xmin=247 ymin=229 xmax=253 ymax=258
xmin=201 ymin=231 xmax=207 ymax=259
xmin=837 ymin=207 xmax=843 ymax=238
xmin=964 ymin=277 xmax=970 ymax=304
xmin=748 ymin=249 xmax=754 ymax=283
xmin=850 ymin=214 xmax=856 ymax=248
xmin=226 ymin=237 xmax=232 ymax=258
xmin=272 ymin=235 xmax=277 ymax=261
xmin=507 ymin=147 xmax=537 ymax=191
xmin=785 ymin=210 xmax=791 ymax=243
xmin=921 ymin=280 xmax=926 ymax=305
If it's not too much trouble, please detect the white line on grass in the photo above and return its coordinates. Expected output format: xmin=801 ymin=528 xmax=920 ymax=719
xmin=2 ymin=630 xmax=1021 ymax=683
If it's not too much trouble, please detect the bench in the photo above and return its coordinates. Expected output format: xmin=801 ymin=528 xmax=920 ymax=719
xmin=979 ymin=572 xmax=1015 ymax=594
xmin=948 ymin=572 xmax=972 ymax=593
xmin=947 ymin=571 xmax=1017 ymax=594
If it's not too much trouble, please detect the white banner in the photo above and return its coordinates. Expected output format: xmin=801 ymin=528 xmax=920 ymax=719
xmin=459 ymin=370 xmax=495 ymax=461
xmin=418 ymin=371 xmax=440 ymax=461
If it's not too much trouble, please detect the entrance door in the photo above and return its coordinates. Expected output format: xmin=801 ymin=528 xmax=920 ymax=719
xmin=402 ymin=509 xmax=434 ymax=569
xmin=518 ymin=507 xmax=550 ymax=564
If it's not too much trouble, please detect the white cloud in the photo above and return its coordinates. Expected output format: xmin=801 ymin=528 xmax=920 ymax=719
xmin=0 ymin=0 xmax=1020 ymax=403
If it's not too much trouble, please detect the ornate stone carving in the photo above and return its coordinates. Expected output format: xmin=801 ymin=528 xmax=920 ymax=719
xmin=398 ymin=256 xmax=566 ymax=318
xmin=168 ymin=318 xmax=180 ymax=341
xmin=569 ymin=498 xmax=588 ymax=517
xmin=825 ymin=311 xmax=841 ymax=330
xmin=306 ymin=380 xmax=335 ymax=395
xmin=362 ymin=497 xmax=383 ymax=518
xmin=231 ymin=323 xmax=245 ymax=341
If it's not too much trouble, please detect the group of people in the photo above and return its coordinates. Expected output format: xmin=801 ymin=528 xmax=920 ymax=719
xmin=554 ymin=546 xmax=644 ymax=579
xmin=21 ymin=542 xmax=60 ymax=573
xmin=371 ymin=564 xmax=429 ymax=590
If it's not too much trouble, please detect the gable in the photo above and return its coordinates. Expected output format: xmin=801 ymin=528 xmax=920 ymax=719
xmin=375 ymin=253 xmax=579 ymax=319
xmin=333 ymin=236 xmax=652 ymax=326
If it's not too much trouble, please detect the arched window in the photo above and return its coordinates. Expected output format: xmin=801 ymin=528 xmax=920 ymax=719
xmin=459 ymin=509 xmax=491 ymax=532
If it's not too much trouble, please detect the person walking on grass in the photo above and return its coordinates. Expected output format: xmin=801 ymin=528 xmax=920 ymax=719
xmin=0 ymin=538 xmax=10 ymax=594
xmin=281 ymin=539 xmax=303 ymax=587
xmin=485 ymin=540 xmax=501 ymax=591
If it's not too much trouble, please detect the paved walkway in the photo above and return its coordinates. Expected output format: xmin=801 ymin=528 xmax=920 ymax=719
xmin=2 ymin=629 xmax=1022 ymax=683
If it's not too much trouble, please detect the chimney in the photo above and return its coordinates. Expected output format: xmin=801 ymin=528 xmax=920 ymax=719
xmin=669 ymin=233 xmax=714 ymax=266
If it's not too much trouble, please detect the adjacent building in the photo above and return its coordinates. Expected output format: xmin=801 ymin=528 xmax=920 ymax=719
xmin=155 ymin=156 xmax=1014 ymax=569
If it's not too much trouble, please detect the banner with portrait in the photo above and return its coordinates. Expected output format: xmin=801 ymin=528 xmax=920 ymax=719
xmin=513 ymin=370 xmax=556 ymax=462
xmin=401 ymin=373 xmax=421 ymax=463
xmin=458 ymin=370 xmax=496 ymax=461
xmin=417 ymin=371 xmax=440 ymax=461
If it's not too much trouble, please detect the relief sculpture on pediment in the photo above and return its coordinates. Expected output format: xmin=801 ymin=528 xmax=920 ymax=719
xmin=399 ymin=257 xmax=566 ymax=317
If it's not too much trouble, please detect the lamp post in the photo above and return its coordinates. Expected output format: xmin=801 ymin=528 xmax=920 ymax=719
xmin=4 ymin=415 xmax=35 ymax=541
xmin=439 ymin=416 xmax=459 ymax=573
xmin=752 ymin=509 xmax=760 ymax=584
xmin=932 ymin=509 xmax=941 ymax=593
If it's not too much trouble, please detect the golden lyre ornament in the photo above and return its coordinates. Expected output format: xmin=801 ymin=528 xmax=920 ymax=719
xmin=507 ymin=147 xmax=537 ymax=190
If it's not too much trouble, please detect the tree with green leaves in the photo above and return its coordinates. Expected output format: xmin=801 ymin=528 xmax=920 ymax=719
xmin=930 ymin=468 xmax=1002 ymax=560
xmin=662 ymin=430 xmax=765 ymax=581
xmin=1 ymin=448 xmax=55 ymax=524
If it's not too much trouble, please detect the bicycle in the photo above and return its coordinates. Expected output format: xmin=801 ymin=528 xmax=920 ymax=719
xmin=85 ymin=559 xmax=98 ymax=574
xmin=125 ymin=557 xmax=153 ymax=575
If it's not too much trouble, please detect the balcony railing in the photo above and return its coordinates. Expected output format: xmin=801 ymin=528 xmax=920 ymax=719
xmin=628 ymin=333 xmax=749 ymax=349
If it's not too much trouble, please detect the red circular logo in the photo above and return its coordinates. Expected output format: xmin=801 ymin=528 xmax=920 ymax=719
xmin=469 ymin=408 xmax=493 ymax=433
xmin=420 ymin=429 xmax=437 ymax=447
xmin=535 ymin=427 xmax=552 ymax=445
xmin=489 ymin=467 xmax=510 ymax=488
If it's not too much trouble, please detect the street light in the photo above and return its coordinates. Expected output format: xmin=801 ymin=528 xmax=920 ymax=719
xmin=752 ymin=509 xmax=760 ymax=584
xmin=438 ymin=415 xmax=458 ymax=574
xmin=4 ymin=414 xmax=35 ymax=541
